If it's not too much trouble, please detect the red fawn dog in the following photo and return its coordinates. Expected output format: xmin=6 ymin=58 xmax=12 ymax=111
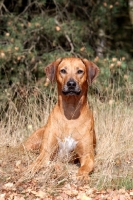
xmin=23 ymin=57 xmax=99 ymax=179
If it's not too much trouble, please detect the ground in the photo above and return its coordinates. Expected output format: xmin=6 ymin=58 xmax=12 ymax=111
xmin=0 ymin=146 xmax=133 ymax=199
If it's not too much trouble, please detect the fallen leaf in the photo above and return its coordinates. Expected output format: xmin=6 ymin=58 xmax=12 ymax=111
xmin=4 ymin=182 xmax=14 ymax=188
xmin=81 ymin=195 xmax=92 ymax=200
xmin=119 ymin=189 xmax=126 ymax=194
xmin=65 ymin=189 xmax=78 ymax=197
xmin=31 ymin=190 xmax=46 ymax=198
xmin=0 ymin=193 xmax=6 ymax=200
xmin=130 ymin=191 xmax=133 ymax=196
xmin=16 ymin=160 xmax=21 ymax=167
xmin=14 ymin=195 xmax=25 ymax=200
xmin=119 ymin=194 xmax=126 ymax=200
xmin=60 ymin=192 xmax=68 ymax=199
xmin=86 ymin=188 xmax=95 ymax=195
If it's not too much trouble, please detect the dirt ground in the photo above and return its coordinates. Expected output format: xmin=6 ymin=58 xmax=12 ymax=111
xmin=0 ymin=146 xmax=133 ymax=200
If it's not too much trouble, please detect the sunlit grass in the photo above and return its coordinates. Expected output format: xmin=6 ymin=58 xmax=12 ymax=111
xmin=0 ymin=87 xmax=133 ymax=189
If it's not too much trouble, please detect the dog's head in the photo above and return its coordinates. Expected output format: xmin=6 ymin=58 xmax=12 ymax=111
xmin=45 ymin=57 xmax=99 ymax=96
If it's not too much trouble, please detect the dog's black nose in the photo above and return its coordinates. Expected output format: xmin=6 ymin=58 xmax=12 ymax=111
xmin=67 ymin=79 xmax=76 ymax=87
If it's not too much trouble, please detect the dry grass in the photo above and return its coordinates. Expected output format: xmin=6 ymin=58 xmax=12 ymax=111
xmin=0 ymin=88 xmax=133 ymax=190
xmin=92 ymin=99 xmax=133 ymax=189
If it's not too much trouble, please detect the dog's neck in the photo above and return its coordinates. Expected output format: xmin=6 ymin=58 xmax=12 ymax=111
xmin=57 ymin=92 xmax=88 ymax=120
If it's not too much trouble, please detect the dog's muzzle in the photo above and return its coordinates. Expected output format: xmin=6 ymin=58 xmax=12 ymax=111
xmin=62 ymin=78 xmax=81 ymax=96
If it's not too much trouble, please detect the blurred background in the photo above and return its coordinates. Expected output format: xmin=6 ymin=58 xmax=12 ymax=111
xmin=0 ymin=0 xmax=133 ymax=116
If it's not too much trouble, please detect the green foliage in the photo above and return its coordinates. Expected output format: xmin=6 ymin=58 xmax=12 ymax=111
xmin=93 ymin=56 xmax=133 ymax=102
xmin=0 ymin=0 xmax=133 ymax=111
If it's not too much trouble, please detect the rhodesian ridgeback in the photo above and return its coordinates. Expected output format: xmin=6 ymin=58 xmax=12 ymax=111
xmin=23 ymin=57 xmax=99 ymax=179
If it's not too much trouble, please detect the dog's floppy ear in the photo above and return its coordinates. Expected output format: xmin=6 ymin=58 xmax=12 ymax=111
xmin=82 ymin=58 xmax=99 ymax=84
xmin=45 ymin=58 xmax=62 ymax=83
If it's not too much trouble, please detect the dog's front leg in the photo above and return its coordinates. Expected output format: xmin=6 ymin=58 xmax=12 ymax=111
xmin=78 ymin=153 xmax=94 ymax=178
xmin=27 ymin=131 xmax=58 ymax=174
xmin=23 ymin=127 xmax=45 ymax=151
xmin=76 ymin=141 xmax=95 ymax=180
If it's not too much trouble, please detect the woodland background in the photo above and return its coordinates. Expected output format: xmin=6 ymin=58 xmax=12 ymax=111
xmin=0 ymin=0 xmax=133 ymax=116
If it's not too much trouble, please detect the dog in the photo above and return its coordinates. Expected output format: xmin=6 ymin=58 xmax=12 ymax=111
xmin=23 ymin=57 xmax=99 ymax=179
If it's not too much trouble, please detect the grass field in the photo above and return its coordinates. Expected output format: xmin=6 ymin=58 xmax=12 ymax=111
xmin=0 ymin=87 xmax=133 ymax=195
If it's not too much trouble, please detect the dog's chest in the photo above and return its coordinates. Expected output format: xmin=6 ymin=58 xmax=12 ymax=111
xmin=57 ymin=136 xmax=78 ymax=160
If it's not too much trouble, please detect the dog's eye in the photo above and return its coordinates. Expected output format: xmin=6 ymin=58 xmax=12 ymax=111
xmin=77 ymin=69 xmax=84 ymax=74
xmin=60 ymin=69 xmax=67 ymax=74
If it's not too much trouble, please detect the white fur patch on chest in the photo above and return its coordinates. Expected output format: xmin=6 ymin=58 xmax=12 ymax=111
xmin=57 ymin=136 xmax=78 ymax=160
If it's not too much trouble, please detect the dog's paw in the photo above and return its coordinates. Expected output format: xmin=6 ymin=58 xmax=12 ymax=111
xmin=77 ymin=173 xmax=90 ymax=181
xmin=76 ymin=169 xmax=90 ymax=184
xmin=77 ymin=165 xmax=91 ymax=182
xmin=27 ymin=160 xmax=45 ymax=175
xmin=16 ymin=163 xmax=41 ymax=184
